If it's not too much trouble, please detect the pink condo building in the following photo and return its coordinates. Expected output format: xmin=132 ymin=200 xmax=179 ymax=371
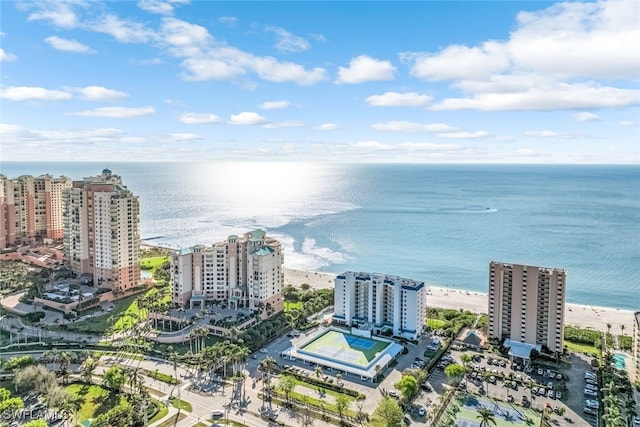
xmin=171 ymin=230 xmax=284 ymax=318
xmin=0 ymin=174 xmax=72 ymax=248
xmin=488 ymin=261 xmax=566 ymax=354
xmin=63 ymin=168 xmax=141 ymax=293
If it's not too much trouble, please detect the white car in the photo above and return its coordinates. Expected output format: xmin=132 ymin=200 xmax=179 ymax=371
xmin=259 ymin=349 xmax=268 ymax=354
xmin=418 ymin=406 xmax=426 ymax=417
xmin=633 ymin=417 xmax=640 ymax=426
xmin=388 ymin=390 xmax=400 ymax=399
xmin=212 ymin=409 xmax=224 ymax=418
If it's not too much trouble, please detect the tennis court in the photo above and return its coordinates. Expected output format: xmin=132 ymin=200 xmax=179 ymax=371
xmin=299 ymin=329 xmax=391 ymax=367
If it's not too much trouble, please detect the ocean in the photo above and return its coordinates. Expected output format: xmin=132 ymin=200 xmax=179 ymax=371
xmin=2 ymin=162 xmax=639 ymax=311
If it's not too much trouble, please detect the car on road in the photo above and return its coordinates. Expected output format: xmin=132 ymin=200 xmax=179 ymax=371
xmin=212 ymin=409 xmax=224 ymax=418
xmin=259 ymin=349 xmax=269 ymax=354
xmin=388 ymin=390 xmax=400 ymax=399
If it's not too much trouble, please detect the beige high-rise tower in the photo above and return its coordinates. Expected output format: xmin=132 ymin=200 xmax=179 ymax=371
xmin=63 ymin=168 xmax=141 ymax=293
xmin=488 ymin=261 xmax=566 ymax=353
xmin=171 ymin=230 xmax=284 ymax=317
xmin=0 ymin=174 xmax=72 ymax=248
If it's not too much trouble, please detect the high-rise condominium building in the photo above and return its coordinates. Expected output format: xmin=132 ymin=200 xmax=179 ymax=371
xmin=63 ymin=169 xmax=141 ymax=293
xmin=333 ymin=271 xmax=427 ymax=340
xmin=488 ymin=261 xmax=566 ymax=353
xmin=171 ymin=230 xmax=284 ymax=316
xmin=633 ymin=312 xmax=640 ymax=384
xmin=0 ymin=174 xmax=72 ymax=248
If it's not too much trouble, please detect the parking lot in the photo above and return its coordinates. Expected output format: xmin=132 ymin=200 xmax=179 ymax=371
xmin=426 ymin=348 xmax=598 ymax=427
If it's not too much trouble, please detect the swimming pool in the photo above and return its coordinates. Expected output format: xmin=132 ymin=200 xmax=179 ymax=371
xmin=613 ymin=353 xmax=627 ymax=369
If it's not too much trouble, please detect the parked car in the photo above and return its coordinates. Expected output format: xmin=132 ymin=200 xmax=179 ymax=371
xmin=585 ymin=399 xmax=599 ymax=409
xmin=584 ymin=388 xmax=598 ymax=397
xmin=555 ymin=391 xmax=562 ymax=399
xmin=418 ymin=406 xmax=426 ymax=417
xmin=584 ymin=407 xmax=597 ymax=416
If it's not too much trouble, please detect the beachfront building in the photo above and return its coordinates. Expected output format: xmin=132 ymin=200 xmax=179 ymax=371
xmin=170 ymin=230 xmax=284 ymax=317
xmin=0 ymin=174 xmax=72 ymax=248
xmin=63 ymin=168 xmax=141 ymax=293
xmin=634 ymin=312 xmax=640 ymax=384
xmin=488 ymin=261 xmax=566 ymax=354
xmin=333 ymin=271 xmax=427 ymax=340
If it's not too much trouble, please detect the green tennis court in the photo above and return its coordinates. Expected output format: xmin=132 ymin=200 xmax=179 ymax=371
xmin=299 ymin=329 xmax=391 ymax=367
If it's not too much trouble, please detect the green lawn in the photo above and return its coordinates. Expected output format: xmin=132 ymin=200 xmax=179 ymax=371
xmin=169 ymin=398 xmax=192 ymax=412
xmin=427 ymin=318 xmax=446 ymax=329
xmin=65 ymin=384 xmax=128 ymax=424
xmin=155 ymin=412 xmax=187 ymax=427
xmin=149 ymin=399 xmax=169 ymax=423
xmin=140 ymin=256 xmax=169 ymax=273
xmin=282 ymin=374 xmax=355 ymax=402
xmin=284 ymin=301 xmax=303 ymax=311
xmin=564 ymin=340 xmax=599 ymax=356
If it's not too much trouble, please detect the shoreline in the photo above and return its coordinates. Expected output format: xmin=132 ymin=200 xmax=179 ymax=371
xmin=139 ymin=241 xmax=636 ymax=334
xmin=283 ymin=267 xmax=636 ymax=335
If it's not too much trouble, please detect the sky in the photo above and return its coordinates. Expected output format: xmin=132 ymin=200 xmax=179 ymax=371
xmin=0 ymin=0 xmax=639 ymax=163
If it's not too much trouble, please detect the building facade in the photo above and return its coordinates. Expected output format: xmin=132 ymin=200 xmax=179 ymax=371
xmin=63 ymin=169 xmax=141 ymax=293
xmin=488 ymin=261 xmax=566 ymax=353
xmin=0 ymin=174 xmax=72 ymax=248
xmin=634 ymin=312 xmax=640 ymax=385
xmin=333 ymin=271 xmax=427 ymax=340
xmin=170 ymin=229 xmax=284 ymax=317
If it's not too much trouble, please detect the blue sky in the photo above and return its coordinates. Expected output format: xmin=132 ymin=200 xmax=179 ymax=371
xmin=1 ymin=0 xmax=638 ymax=163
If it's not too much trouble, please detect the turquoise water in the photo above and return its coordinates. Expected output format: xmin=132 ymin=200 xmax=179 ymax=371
xmin=613 ymin=353 xmax=627 ymax=369
xmin=2 ymin=162 xmax=639 ymax=310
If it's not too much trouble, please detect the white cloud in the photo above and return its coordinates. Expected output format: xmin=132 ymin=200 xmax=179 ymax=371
xmin=259 ymin=100 xmax=291 ymax=110
xmin=130 ymin=57 xmax=164 ymax=65
xmin=179 ymin=112 xmax=221 ymax=124
xmin=398 ymin=142 xmax=462 ymax=151
xmin=431 ymin=83 xmax=640 ymax=111
xmin=65 ymin=86 xmax=129 ymax=101
xmin=45 ymin=36 xmax=95 ymax=53
xmin=92 ymin=14 xmax=158 ymax=43
xmin=229 ymin=112 xmax=268 ymax=125
xmin=138 ymin=0 xmax=189 ymax=15
xmin=524 ymin=130 xmax=574 ymax=138
xmin=266 ymin=26 xmax=310 ymax=53
xmin=21 ymin=1 xmax=81 ymax=29
xmin=0 ymin=48 xmax=17 ymax=62
xmin=335 ymin=55 xmax=396 ymax=84
xmin=402 ymin=41 xmax=510 ymax=81
xmin=67 ymin=106 xmax=156 ymax=118
xmin=573 ymin=112 xmax=600 ymax=122
xmin=158 ymin=18 xmax=327 ymax=85
xmin=366 ymin=91 xmax=432 ymax=107
xmin=372 ymin=121 xmax=458 ymax=133
xmin=263 ymin=121 xmax=306 ymax=129
xmin=514 ymin=148 xmax=538 ymax=156
xmin=314 ymin=123 xmax=338 ymax=131
xmin=352 ymin=141 xmax=393 ymax=150
xmin=403 ymin=0 xmax=640 ymax=112
xmin=619 ymin=120 xmax=634 ymax=126
xmin=165 ymin=132 xmax=201 ymax=141
xmin=218 ymin=16 xmax=238 ymax=26
xmin=436 ymin=131 xmax=488 ymax=139
xmin=0 ymin=86 xmax=72 ymax=101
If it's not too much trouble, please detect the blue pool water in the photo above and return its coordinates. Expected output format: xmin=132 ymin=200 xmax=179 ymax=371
xmin=613 ymin=353 xmax=627 ymax=369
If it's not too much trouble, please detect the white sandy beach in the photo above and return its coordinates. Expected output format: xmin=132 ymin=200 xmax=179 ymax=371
xmin=284 ymin=267 xmax=636 ymax=335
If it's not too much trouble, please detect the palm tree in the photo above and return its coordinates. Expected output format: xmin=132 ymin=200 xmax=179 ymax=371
xmin=259 ymin=356 xmax=277 ymax=409
xmin=335 ymin=394 xmax=350 ymax=422
xmin=278 ymin=375 xmax=296 ymax=402
xmin=624 ymin=399 xmax=637 ymax=427
xmin=314 ymin=365 xmax=323 ymax=381
xmin=80 ymin=357 xmax=98 ymax=384
xmin=477 ymin=408 xmax=497 ymax=427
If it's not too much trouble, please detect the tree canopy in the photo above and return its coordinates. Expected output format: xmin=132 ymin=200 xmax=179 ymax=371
xmin=374 ymin=397 xmax=404 ymax=426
